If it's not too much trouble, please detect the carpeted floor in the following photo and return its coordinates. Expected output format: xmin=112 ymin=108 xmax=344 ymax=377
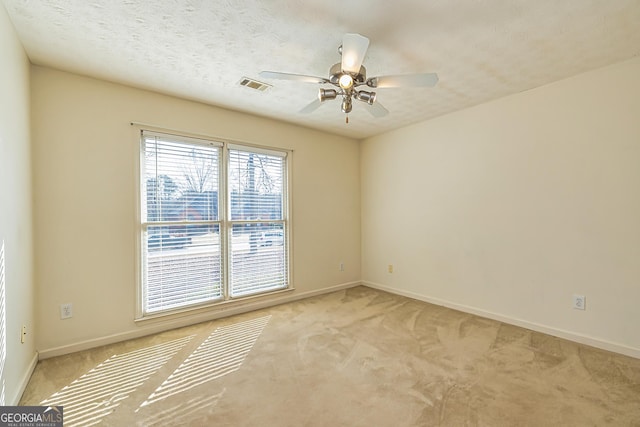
xmin=20 ymin=286 xmax=640 ymax=426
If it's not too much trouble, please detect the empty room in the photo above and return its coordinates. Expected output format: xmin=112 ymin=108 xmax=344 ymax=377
xmin=1 ymin=1 xmax=639 ymax=425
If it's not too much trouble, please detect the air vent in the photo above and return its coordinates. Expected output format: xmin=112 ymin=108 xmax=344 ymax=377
xmin=239 ymin=77 xmax=272 ymax=91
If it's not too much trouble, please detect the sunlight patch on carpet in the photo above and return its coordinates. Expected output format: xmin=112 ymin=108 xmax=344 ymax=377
xmin=40 ymin=335 xmax=194 ymax=426
xmin=139 ymin=315 xmax=270 ymax=408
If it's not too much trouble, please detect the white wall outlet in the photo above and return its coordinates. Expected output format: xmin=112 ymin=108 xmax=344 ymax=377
xmin=573 ymin=295 xmax=586 ymax=310
xmin=339 ymin=262 xmax=344 ymax=272
xmin=388 ymin=264 xmax=394 ymax=273
xmin=60 ymin=303 xmax=73 ymax=319
xmin=21 ymin=325 xmax=27 ymax=344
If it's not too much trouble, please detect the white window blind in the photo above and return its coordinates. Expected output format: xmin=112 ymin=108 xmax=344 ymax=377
xmin=139 ymin=130 xmax=290 ymax=318
xmin=142 ymin=133 xmax=223 ymax=315
xmin=0 ymin=241 xmax=5 ymax=405
xmin=228 ymin=148 xmax=288 ymax=297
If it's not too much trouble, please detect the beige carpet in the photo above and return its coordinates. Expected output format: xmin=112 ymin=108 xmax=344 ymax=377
xmin=20 ymin=286 xmax=640 ymax=426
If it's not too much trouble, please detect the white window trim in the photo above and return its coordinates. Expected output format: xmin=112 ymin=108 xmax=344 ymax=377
xmin=132 ymin=124 xmax=293 ymax=321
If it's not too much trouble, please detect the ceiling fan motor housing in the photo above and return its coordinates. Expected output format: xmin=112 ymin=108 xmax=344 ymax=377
xmin=329 ymin=63 xmax=366 ymax=87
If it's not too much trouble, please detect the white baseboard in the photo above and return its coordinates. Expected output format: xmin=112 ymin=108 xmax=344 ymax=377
xmin=38 ymin=281 xmax=361 ymax=360
xmin=10 ymin=351 xmax=39 ymax=405
xmin=363 ymin=281 xmax=640 ymax=360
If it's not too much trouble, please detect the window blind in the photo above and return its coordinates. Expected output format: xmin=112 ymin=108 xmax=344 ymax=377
xmin=228 ymin=148 xmax=288 ymax=297
xmin=142 ymin=133 xmax=223 ymax=314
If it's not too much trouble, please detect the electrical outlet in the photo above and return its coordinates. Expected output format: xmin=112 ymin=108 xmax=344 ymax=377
xmin=339 ymin=262 xmax=344 ymax=272
xmin=60 ymin=303 xmax=73 ymax=319
xmin=388 ymin=264 xmax=394 ymax=273
xmin=572 ymin=295 xmax=586 ymax=310
xmin=21 ymin=325 xmax=27 ymax=344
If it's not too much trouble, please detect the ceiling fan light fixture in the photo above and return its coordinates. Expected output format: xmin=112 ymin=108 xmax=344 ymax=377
xmin=338 ymin=74 xmax=354 ymax=89
xmin=318 ymin=88 xmax=338 ymax=102
xmin=355 ymin=90 xmax=376 ymax=105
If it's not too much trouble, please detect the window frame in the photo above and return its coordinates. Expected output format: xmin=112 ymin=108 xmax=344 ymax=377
xmin=134 ymin=126 xmax=292 ymax=321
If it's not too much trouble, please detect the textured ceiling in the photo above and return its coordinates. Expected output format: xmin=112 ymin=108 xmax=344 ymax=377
xmin=3 ymin=0 xmax=640 ymax=139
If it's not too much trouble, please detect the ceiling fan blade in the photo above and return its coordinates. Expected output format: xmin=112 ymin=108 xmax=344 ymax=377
xmin=367 ymin=101 xmax=389 ymax=118
xmin=259 ymin=71 xmax=329 ymax=84
xmin=367 ymin=73 xmax=439 ymax=88
xmin=341 ymin=33 xmax=369 ymax=74
xmin=300 ymin=98 xmax=323 ymax=114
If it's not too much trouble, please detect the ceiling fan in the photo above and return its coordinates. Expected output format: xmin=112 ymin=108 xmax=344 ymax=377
xmin=259 ymin=33 xmax=438 ymax=122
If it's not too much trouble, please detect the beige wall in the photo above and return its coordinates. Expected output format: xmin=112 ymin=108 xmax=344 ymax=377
xmin=31 ymin=67 xmax=361 ymax=355
xmin=361 ymin=58 xmax=640 ymax=357
xmin=0 ymin=5 xmax=36 ymax=404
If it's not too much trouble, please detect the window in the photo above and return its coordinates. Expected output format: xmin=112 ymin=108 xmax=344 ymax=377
xmin=139 ymin=131 xmax=289 ymax=318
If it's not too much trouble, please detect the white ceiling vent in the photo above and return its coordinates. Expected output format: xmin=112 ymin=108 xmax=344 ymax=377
xmin=239 ymin=77 xmax=271 ymax=92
